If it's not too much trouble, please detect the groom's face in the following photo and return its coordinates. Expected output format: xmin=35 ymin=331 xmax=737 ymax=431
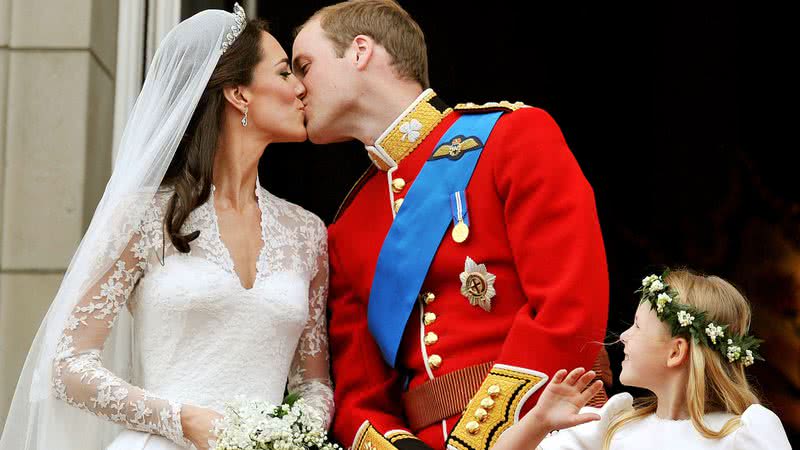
xmin=292 ymin=19 xmax=357 ymax=144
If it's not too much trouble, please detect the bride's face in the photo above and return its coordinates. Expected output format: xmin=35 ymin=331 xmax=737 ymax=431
xmin=243 ymin=32 xmax=307 ymax=143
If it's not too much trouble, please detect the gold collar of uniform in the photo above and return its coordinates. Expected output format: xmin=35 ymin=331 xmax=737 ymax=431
xmin=365 ymin=89 xmax=453 ymax=171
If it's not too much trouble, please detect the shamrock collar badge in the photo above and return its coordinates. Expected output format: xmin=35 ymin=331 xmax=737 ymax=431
xmin=399 ymin=119 xmax=423 ymax=142
xmin=460 ymin=256 xmax=496 ymax=312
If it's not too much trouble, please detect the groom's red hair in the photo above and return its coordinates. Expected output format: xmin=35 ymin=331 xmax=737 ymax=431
xmin=299 ymin=0 xmax=429 ymax=88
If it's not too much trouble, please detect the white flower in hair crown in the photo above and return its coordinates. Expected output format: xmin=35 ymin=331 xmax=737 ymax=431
xmin=637 ymin=271 xmax=763 ymax=367
xmin=221 ymin=3 xmax=247 ymax=54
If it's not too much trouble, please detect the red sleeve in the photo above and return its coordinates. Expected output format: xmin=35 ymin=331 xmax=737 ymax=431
xmin=490 ymin=107 xmax=609 ymax=410
xmin=327 ymin=228 xmax=411 ymax=446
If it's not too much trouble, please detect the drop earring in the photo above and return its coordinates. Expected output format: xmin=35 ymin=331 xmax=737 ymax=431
xmin=241 ymin=106 xmax=248 ymax=127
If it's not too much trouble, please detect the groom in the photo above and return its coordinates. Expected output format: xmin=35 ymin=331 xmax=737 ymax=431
xmin=293 ymin=2 xmax=610 ymax=450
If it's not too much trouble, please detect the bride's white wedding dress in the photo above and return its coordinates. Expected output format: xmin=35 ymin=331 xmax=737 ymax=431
xmin=50 ymin=182 xmax=333 ymax=449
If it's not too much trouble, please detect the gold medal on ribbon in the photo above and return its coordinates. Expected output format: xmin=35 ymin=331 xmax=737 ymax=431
xmin=450 ymin=191 xmax=470 ymax=244
xmin=452 ymin=220 xmax=470 ymax=243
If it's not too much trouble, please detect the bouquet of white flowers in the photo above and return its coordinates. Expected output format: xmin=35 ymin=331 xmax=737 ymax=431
xmin=212 ymin=393 xmax=340 ymax=450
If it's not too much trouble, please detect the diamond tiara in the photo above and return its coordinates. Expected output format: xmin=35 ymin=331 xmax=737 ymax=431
xmin=221 ymin=3 xmax=247 ymax=54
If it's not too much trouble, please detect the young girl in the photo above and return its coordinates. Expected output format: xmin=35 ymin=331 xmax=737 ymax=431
xmin=493 ymin=269 xmax=792 ymax=449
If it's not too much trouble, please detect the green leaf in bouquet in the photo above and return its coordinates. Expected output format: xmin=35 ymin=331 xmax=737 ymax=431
xmin=283 ymin=391 xmax=302 ymax=407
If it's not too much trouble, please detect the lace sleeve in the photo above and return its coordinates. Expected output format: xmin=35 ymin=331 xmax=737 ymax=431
xmin=288 ymin=222 xmax=334 ymax=429
xmin=51 ymin=227 xmax=190 ymax=447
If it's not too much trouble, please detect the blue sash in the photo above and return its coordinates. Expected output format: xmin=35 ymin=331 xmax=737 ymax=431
xmin=367 ymin=112 xmax=505 ymax=367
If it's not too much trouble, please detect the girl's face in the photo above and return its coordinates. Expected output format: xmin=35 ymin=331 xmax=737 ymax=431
xmin=619 ymin=302 xmax=675 ymax=389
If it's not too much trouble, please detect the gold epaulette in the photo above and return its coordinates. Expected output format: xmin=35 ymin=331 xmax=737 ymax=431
xmin=453 ymin=101 xmax=530 ymax=113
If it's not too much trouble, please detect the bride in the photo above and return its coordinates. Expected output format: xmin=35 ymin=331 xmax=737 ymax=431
xmin=0 ymin=4 xmax=331 ymax=450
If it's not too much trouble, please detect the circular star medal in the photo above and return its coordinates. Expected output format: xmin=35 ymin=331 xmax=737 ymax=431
xmin=452 ymin=220 xmax=470 ymax=243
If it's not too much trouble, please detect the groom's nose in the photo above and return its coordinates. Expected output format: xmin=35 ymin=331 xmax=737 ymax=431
xmin=294 ymin=79 xmax=307 ymax=100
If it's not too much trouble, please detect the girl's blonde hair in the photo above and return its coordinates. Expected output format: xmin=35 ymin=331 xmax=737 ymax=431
xmin=602 ymin=269 xmax=760 ymax=449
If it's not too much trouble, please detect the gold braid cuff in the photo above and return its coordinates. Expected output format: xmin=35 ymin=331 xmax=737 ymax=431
xmin=445 ymin=364 xmax=548 ymax=450
xmin=352 ymin=421 xmax=422 ymax=450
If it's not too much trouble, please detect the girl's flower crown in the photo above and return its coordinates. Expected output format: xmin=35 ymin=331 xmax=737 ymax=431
xmin=636 ymin=272 xmax=763 ymax=367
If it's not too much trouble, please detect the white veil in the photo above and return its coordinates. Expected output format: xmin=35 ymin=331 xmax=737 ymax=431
xmin=0 ymin=6 xmax=244 ymax=449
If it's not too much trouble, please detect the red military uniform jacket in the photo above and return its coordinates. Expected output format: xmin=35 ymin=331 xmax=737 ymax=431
xmin=327 ymin=90 xmax=609 ymax=450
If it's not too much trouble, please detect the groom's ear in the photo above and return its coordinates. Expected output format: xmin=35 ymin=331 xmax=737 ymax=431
xmin=222 ymin=85 xmax=249 ymax=113
xmin=352 ymin=34 xmax=374 ymax=70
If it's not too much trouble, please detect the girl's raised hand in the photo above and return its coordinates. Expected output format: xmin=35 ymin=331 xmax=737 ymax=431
xmin=532 ymin=368 xmax=604 ymax=431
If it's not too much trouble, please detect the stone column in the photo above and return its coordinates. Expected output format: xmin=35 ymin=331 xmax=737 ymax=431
xmin=0 ymin=0 xmax=119 ymax=429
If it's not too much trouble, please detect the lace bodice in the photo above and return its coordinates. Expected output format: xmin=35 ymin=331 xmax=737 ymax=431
xmin=52 ymin=183 xmax=333 ymax=447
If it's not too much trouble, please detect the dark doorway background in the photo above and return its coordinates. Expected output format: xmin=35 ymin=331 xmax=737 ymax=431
xmin=187 ymin=1 xmax=798 ymax=442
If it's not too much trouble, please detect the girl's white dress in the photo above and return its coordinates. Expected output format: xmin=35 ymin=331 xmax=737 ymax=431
xmin=537 ymin=393 xmax=791 ymax=450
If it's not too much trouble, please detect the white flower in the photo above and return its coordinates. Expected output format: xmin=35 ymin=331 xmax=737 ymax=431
xmin=743 ymin=349 xmax=755 ymax=367
xmin=213 ymin=396 xmax=338 ymax=450
xmin=655 ymin=293 xmax=672 ymax=313
xmin=727 ymin=344 xmax=742 ymax=362
xmin=642 ymin=274 xmax=659 ymax=288
xmin=705 ymin=323 xmax=724 ymax=344
xmin=676 ymin=310 xmax=695 ymax=327
xmin=399 ymin=119 xmax=422 ymax=142
xmin=649 ymin=280 xmax=664 ymax=293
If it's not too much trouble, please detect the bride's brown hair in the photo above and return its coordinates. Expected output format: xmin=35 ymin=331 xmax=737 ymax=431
xmin=161 ymin=18 xmax=269 ymax=253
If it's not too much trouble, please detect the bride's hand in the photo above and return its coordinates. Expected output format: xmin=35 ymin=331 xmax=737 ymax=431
xmin=530 ymin=368 xmax=603 ymax=432
xmin=181 ymin=404 xmax=223 ymax=450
